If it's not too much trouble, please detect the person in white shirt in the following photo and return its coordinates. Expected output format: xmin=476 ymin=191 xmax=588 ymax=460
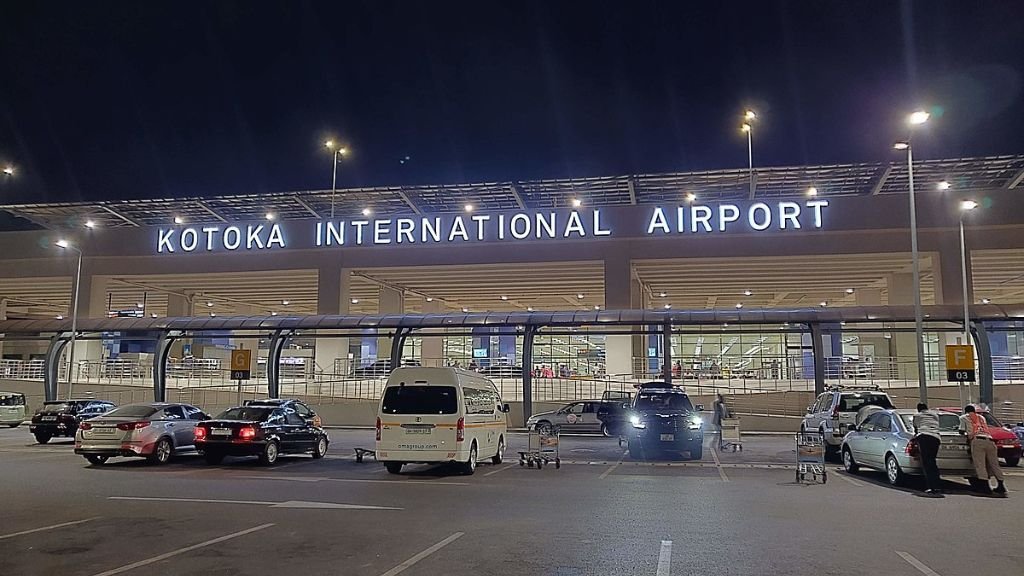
xmin=911 ymin=403 xmax=942 ymax=497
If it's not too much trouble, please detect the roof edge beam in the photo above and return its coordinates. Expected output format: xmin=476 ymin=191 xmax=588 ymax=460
xmin=627 ymin=178 xmax=638 ymax=205
xmin=293 ymin=195 xmax=321 ymax=218
xmin=509 ymin=184 xmax=526 ymax=210
xmin=870 ymin=164 xmax=894 ymax=195
xmin=397 ymin=189 xmax=423 ymax=215
xmin=1005 ymin=167 xmax=1024 ymax=189
xmin=196 ymin=200 xmax=229 ymax=223
xmin=99 ymin=205 xmax=140 ymax=227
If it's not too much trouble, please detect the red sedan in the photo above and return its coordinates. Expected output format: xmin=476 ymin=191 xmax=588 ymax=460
xmin=937 ymin=407 xmax=1021 ymax=467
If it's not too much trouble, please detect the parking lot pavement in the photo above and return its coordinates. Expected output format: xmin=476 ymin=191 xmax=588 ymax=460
xmin=2 ymin=426 xmax=1023 ymax=576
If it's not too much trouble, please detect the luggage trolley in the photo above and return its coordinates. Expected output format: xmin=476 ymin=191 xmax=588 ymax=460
xmin=720 ymin=417 xmax=742 ymax=451
xmin=795 ymin=431 xmax=827 ymax=484
xmin=519 ymin=424 xmax=561 ymax=469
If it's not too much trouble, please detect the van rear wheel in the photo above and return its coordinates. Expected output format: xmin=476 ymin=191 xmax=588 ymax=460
xmin=491 ymin=436 xmax=505 ymax=465
xmin=385 ymin=462 xmax=403 ymax=474
xmin=461 ymin=444 xmax=478 ymax=475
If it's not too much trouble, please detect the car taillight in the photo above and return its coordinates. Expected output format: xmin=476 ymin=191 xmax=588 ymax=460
xmin=79 ymin=422 xmax=92 ymax=431
xmin=194 ymin=426 xmax=206 ymax=440
xmin=456 ymin=417 xmax=465 ymax=442
xmin=116 ymin=421 xmax=151 ymax=431
xmin=906 ymin=439 xmax=920 ymax=457
xmin=375 ymin=417 xmax=382 ymax=442
xmin=238 ymin=426 xmax=256 ymax=441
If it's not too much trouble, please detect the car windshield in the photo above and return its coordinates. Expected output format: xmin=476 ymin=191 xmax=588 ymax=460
xmin=839 ymin=393 xmax=893 ymax=412
xmin=216 ymin=407 xmax=275 ymax=421
xmin=981 ymin=413 xmax=1002 ymax=427
xmin=104 ymin=405 xmax=159 ymax=418
xmin=899 ymin=413 xmax=962 ymax=431
xmin=0 ymin=393 xmax=25 ymax=406
xmin=635 ymin=392 xmax=694 ymax=412
xmin=381 ymin=385 xmax=458 ymax=415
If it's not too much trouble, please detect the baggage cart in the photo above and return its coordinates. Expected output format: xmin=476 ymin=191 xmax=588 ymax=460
xmin=796 ymin=431 xmax=827 ymax=484
xmin=519 ymin=425 xmax=561 ymax=469
xmin=720 ymin=417 xmax=742 ymax=451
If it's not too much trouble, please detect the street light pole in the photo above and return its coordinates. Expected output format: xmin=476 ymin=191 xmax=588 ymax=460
xmin=742 ymin=110 xmax=756 ymax=197
xmin=56 ymin=241 xmax=83 ymax=399
xmin=958 ymin=200 xmax=978 ymax=345
xmin=904 ymin=143 xmax=928 ymax=403
xmin=324 ymin=141 xmax=348 ymax=220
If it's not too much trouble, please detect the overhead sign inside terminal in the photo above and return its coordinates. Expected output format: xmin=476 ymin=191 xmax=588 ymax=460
xmin=156 ymin=200 xmax=829 ymax=253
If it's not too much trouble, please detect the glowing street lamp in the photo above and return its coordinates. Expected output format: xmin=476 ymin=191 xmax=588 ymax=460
xmin=2 ymin=166 xmax=13 ymax=176
xmin=55 ymin=240 xmax=83 ymax=399
xmin=741 ymin=109 xmax=757 ymax=198
xmin=325 ymin=139 xmax=349 ymax=219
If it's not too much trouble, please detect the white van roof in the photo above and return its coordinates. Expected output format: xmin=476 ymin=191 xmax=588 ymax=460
xmin=386 ymin=367 xmax=497 ymax=391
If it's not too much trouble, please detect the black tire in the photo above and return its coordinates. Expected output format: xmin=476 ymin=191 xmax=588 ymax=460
xmin=885 ymin=453 xmax=906 ymax=486
xmin=689 ymin=443 xmax=703 ymax=460
xmin=385 ymin=462 xmax=403 ymax=474
xmin=85 ymin=454 xmax=108 ymax=465
xmin=8 ymin=423 xmax=20 ymax=428
xmin=628 ymin=441 xmax=642 ymax=460
xmin=34 ymin=432 xmax=52 ymax=444
xmin=600 ymin=423 xmax=612 ymax=438
xmin=147 ymin=437 xmax=173 ymax=465
xmin=461 ymin=443 xmax=478 ymax=475
xmin=204 ymin=452 xmax=225 ymax=465
xmin=312 ymin=436 xmax=328 ymax=459
xmin=824 ymin=441 xmax=840 ymax=462
xmin=535 ymin=421 xmax=553 ymax=435
xmin=491 ymin=436 xmax=505 ymax=465
xmin=258 ymin=440 xmax=280 ymax=466
xmin=1004 ymin=456 xmax=1020 ymax=468
xmin=842 ymin=447 xmax=860 ymax=473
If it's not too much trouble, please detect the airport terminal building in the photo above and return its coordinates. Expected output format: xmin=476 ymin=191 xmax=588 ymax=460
xmin=1 ymin=154 xmax=1024 ymax=414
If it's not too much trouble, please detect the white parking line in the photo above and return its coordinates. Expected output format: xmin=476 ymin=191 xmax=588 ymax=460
xmin=656 ymin=540 xmax=672 ymax=576
xmin=379 ymin=532 xmax=464 ymax=576
xmin=599 ymin=450 xmax=627 ymax=479
xmin=0 ymin=517 xmax=101 ymax=541
xmin=708 ymin=446 xmax=730 ymax=482
xmin=895 ymin=551 xmax=943 ymax=576
xmin=108 ymin=496 xmax=401 ymax=510
xmin=241 ymin=476 xmax=471 ymax=486
xmin=89 ymin=523 xmax=274 ymax=576
xmin=483 ymin=463 xmax=517 ymax=477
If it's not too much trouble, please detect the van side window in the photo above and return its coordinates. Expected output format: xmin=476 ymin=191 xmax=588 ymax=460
xmin=464 ymin=388 xmax=495 ymax=415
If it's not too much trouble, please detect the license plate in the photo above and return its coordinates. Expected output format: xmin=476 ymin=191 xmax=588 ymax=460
xmin=406 ymin=429 xmax=430 ymax=435
xmin=660 ymin=434 xmax=674 ymax=441
xmin=42 ymin=416 xmax=57 ymax=421
xmin=93 ymin=427 xmax=116 ymax=435
xmin=942 ymin=444 xmax=967 ymax=451
xmin=211 ymin=429 xmax=232 ymax=436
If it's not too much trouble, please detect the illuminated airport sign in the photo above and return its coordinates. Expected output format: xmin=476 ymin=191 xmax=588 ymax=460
xmin=156 ymin=200 xmax=829 ymax=253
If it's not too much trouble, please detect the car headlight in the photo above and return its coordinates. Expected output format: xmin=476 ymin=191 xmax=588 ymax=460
xmin=630 ymin=415 xmax=646 ymax=429
xmin=688 ymin=417 xmax=703 ymax=430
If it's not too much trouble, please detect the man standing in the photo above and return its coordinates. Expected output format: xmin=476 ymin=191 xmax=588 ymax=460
xmin=959 ymin=405 xmax=1007 ymax=496
xmin=912 ymin=403 xmax=943 ymax=497
xmin=713 ymin=394 xmax=730 ymax=449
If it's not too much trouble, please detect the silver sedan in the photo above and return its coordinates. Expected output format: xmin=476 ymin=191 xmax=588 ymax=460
xmin=841 ymin=408 xmax=974 ymax=486
xmin=74 ymin=402 xmax=209 ymax=465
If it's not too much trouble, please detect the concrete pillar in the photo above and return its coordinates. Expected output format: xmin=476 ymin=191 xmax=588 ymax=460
xmin=0 ymin=298 xmax=6 ymax=359
xmin=604 ymin=249 xmax=640 ymax=379
xmin=855 ymin=288 xmax=883 ymax=307
xmin=314 ymin=262 xmax=351 ymax=375
xmin=421 ymin=298 xmax=444 ymax=367
xmin=377 ymin=286 xmax=405 ymax=361
xmin=887 ymin=273 xmax=920 ymax=381
xmin=72 ymin=272 xmax=111 ymax=371
xmin=167 ymin=292 xmax=194 ymax=317
xmin=933 ymin=238 xmax=973 ymax=306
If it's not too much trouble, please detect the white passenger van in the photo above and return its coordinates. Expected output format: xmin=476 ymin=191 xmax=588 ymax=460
xmin=376 ymin=367 xmax=509 ymax=475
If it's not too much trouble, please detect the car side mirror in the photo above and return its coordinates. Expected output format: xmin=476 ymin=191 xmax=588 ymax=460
xmin=695 ymin=404 xmax=704 ymax=412
xmin=502 ymin=404 xmax=511 ymax=413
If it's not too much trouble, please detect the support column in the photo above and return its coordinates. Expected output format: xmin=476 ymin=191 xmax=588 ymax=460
xmin=69 ymin=272 xmax=111 ymax=383
xmin=166 ymin=292 xmax=194 ymax=359
xmin=522 ymin=327 xmax=537 ymax=420
xmin=662 ymin=322 xmax=673 ymax=384
xmin=604 ymin=249 xmax=638 ymax=379
xmin=0 ymin=298 xmax=6 ymax=359
xmin=933 ymin=235 xmax=973 ymax=306
xmin=420 ymin=298 xmax=444 ymax=367
xmin=377 ymin=286 xmax=405 ymax=362
xmin=887 ymin=273 xmax=920 ymax=381
xmin=314 ymin=262 xmax=350 ymax=375
xmin=810 ymin=323 xmax=826 ymax=396
xmin=971 ymin=322 xmax=993 ymax=406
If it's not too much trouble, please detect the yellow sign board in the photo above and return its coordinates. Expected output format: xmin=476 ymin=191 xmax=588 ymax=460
xmin=945 ymin=344 xmax=975 ymax=382
xmin=230 ymin=349 xmax=252 ymax=380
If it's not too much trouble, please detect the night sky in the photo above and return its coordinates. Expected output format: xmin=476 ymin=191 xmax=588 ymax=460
xmin=1 ymin=1 xmax=1022 ymax=205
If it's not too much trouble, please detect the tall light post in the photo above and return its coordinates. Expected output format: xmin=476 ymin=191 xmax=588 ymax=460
xmin=958 ymin=199 xmax=978 ymax=344
xmin=55 ymin=239 xmax=83 ymax=399
xmin=324 ymin=140 xmax=348 ymax=219
xmin=741 ymin=110 xmax=756 ymax=197
xmin=893 ymin=109 xmax=931 ymax=402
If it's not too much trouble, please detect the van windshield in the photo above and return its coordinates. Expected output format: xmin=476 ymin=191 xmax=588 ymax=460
xmin=382 ymin=385 xmax=458 ymax=415
xmin=0 ymin=393 xmax=25 ymax=406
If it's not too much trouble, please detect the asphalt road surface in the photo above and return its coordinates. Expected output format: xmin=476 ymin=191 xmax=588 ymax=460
xmin=1 ymin=427 xmax=1021 ymax=576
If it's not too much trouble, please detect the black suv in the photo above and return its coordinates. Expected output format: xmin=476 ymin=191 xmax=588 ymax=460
xmin=625 ymin=383 xmax=704 ymax=460
xmin=29 ymin=399 xmax=116 ymax=444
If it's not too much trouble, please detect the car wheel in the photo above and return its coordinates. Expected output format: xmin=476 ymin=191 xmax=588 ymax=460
xmin=85 ymin=455 xmax=108 ymax=466
xmin=628 ymin=440 xmax=642 ymax=460
xmin=689 ymin=442 xmax=703 ymax=460
xmin=885 ymin=454 xmax=905 ymax=486
xmin=600 ymin=423 xmax=612 ymax=438
xmin=535 ymin=421 xmax=552 ymax=435
xmin=385 ymin=462 xmax=403 ymax=474
xmin=842 ymin=447 xmax=859 ymax=473
xmin=8 ymin=423 xmax=20 ymax=428
xmin=312 ymin=436 xmax=328 ymax=459
xmin=204 ymin=452 xmax=225 ymax=465
xmin=148 ymin=437 xmax=173 ymax=465
xmin=1005 ymin=456 xmax=1020 ymax=468
xmin=461 ymin=443 xmax=478 ymax=475
xmin=34 ymin=432 xmax=51 ymax=444
xmin=258 ymin=440 xmax=280 ymax=466
xmin=491 ymin=436 xmax=505 ymax=465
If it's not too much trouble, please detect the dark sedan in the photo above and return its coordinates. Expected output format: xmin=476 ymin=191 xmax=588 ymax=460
xmin=194 ymin=405 xmax=329 ymax=465
xmin=29 ymin=399 xmax=116 ymax=444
